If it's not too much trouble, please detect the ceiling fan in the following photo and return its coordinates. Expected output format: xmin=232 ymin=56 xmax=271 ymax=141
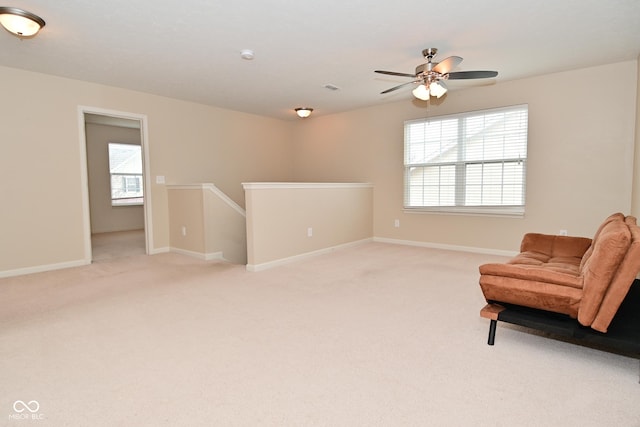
xmin=375 ymin=48 xmax=498 ymax=100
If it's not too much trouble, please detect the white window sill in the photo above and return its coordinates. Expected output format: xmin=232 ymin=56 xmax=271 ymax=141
xmin=403 ymin=206 xmax=525 ymax=218
xmin=112 ymin=203 xmax=144 ymax=207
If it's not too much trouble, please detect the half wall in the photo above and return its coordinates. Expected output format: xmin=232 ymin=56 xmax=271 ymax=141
xmin=243 ymin=183 xmax=373 ymax=271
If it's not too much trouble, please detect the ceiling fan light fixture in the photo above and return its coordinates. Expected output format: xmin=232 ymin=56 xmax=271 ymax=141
xmin=430 ymin=81 xmax=448 ymax=98
xmin=295 ymin=108 xmax=313 ymax=118
xmin=0 ymin=7 xmax=45 ymax=37
xmin=412 ymin=84 xmax=430 ymax=101
xmin=378 ymin=48 xmax=497 ymax=104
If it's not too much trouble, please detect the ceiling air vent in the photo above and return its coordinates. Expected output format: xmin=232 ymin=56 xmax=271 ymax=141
xmin=323 ymin=84 xmax=340 ymax=91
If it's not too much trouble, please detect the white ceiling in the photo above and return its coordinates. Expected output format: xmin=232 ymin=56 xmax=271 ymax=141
xmin=3 ymin=1 xmax=640 ymax=120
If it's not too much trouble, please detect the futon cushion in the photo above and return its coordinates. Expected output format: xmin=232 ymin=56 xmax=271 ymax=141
xmin=520 ymin=233 xmax=592 ymax=260
xmin=479 ymin=273 xmax=583 ymax=317
xmin=480 ymin=262 xmax=582 ymax=288
xmin=510 ymin=233 xmax=591 ymax=276
xmin=479 ymin=234 xmax=592 ymax=317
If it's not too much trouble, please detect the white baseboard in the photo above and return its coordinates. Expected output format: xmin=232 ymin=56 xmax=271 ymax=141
xmin=246 ymin=238 xmax=372 ymax=272
xmin=0 ymin=259 xmax=90 ymax=279
xmin=372 ymin=237 xmax=517 ymax=257
xmin=170 ymin=247 xmax=224 ymax=261
xmin=149 ymin=246 xmax=170 ymax=255
xmin=0 ymin=238 xmax=513 ymax=279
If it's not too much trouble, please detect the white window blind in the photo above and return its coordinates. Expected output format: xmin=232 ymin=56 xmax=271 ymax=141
xmin=404 ymin=104 xmax=528 ymax=215
xmin=108 ymin=143 xmax=144 ymax=206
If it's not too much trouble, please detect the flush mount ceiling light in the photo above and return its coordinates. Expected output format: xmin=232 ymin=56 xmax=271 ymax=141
xmin=0 ymin=6 xmax=46 ymax=37
xmin=295 ymin=108 xmax=313 ymax=118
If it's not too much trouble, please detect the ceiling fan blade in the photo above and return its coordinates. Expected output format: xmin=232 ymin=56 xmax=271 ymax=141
xmin=447 ymin=70 xmax=498 ymax=80
xmin=432 ymin=56 xmax=463 ymax=74
xmin=381 ymin=80 xmax=419 ymax=94
xmin=375 ymin=70 xmax=417 ymax=78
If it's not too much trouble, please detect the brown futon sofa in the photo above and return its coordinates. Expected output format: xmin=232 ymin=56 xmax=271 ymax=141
xmin=479 ymin=213 xmax=640 ymax=344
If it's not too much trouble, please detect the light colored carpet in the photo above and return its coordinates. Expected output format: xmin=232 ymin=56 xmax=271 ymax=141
xmin=91 ymin=229 xmax=146 ymax=262
xmin=0 ymin=242 xmax=638 ymax=426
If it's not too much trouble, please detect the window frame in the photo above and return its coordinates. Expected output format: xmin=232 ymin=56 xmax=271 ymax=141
xmin=403 ymin=104 xmax=528 ymax=217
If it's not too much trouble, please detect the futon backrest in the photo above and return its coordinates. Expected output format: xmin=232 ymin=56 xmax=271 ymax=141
xmin=578 ymin=214 xmax=631 ymax=326
xmin=590 ymin=216 xmax=640 ymax=332
xmin=579 ymin=212 xmax=624 ymax=272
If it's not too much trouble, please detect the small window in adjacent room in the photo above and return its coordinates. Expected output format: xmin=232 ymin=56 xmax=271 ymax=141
xmin=404 ymin=104 xmax=528 ymax=216
xmin=108 ymin=142 xmax=143 ymax=206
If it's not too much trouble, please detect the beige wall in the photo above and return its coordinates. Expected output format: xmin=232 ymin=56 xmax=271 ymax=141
xmin=85 ymin=123 xmax=144 ymax=233
xmin=167 ymin=188 xmax=206 ymax=254
xmin=292 ymin=61 xmax=639 ymax=252
xmin=633 ymin=55 xmax=640 ymax=217
xmin=0 ymin=65 xmax=293 ymax=276
xmin=244 ymin=183 xmax=373 ymax=270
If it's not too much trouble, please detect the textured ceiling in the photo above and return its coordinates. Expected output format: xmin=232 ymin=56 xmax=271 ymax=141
xmin=2 ymin=0 xmax=640 ymax=120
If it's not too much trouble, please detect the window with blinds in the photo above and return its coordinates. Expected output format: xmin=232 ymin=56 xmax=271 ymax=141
xmin=404 ymin=104 xmax=528 ymax=215
xmin=108 ymin=142 xmax=144 ymax=206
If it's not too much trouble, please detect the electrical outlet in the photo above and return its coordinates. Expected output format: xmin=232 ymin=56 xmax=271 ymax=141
xmin=559 ymin=229 xmax=568 ymax=236
xmin=394 ymin=219 xmax=400 ymax=228
xmin=307 ymin=227 xmax=313 ymax=237
xmin=181 ymin=226 xmax=187 ymax=237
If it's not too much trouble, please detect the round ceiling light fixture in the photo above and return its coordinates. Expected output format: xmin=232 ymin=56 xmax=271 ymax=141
xmin=295 ymin=108 xmax=313 ymax=118
xmin=240 ymin=49 xmax=255 ymax=60
xmin=0 ymin=7 xmax=45 ymax=37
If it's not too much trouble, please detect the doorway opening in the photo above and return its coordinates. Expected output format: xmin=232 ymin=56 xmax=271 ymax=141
xmin=78 ymin=107 xmax=153 ymax=262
